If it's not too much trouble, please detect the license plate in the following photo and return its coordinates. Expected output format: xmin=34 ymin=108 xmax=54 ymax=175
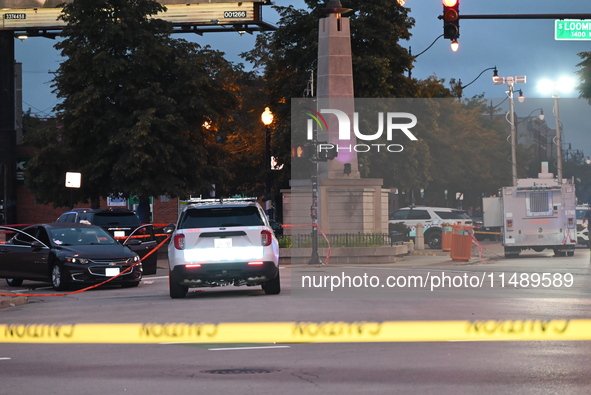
xmin=214 ymin=238 xmax=232 ymax=248
xmin=114 ymin=231 xmax=125 ymax=238
xmin=105 ymin=267 xmax=120 ymax=276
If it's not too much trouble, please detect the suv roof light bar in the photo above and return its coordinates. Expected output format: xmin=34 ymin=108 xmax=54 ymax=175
xmin=184 ymin=197 xmax=258 ymax=204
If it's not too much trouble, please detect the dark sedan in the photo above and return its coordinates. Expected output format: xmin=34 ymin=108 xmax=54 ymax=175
xmin=0 ymin=223 xmax=142 ymax=291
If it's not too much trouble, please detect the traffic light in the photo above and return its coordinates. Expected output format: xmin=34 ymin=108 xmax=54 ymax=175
xmin=317 ymin=142 xmax=338 ymax=162
xmin=442 ymin=0 xmax=459 ymax=40
xmin=292 ymin=144 xmax=314 ymax=159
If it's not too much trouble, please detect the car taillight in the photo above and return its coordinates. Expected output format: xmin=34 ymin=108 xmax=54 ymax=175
xmin=261 ymin=230 xmax=272 ymax=246
xmin=173 ymin=234 xmax=185 ymax=250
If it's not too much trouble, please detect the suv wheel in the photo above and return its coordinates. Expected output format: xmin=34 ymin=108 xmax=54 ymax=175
xmin=425 ymin=230 xmax=442 ymax=249
xmin=169 ymin=271 xmax=188 ymax=299
xmin=262 ymin=272 xmax=281 ymax=295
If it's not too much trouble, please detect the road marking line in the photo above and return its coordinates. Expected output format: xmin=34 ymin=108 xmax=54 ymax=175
xmin=209 ymin=345 xmax=291 ymax=351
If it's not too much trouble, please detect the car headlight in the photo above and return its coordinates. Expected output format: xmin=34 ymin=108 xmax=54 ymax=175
xmin=66 ymin=256 xmax=90 ymax=265
xmin=128 ymin=255 xmax=140 ymax=264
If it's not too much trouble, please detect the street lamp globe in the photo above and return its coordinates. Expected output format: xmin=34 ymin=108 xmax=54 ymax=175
xmin=450 ymin=39 xmax=459 ymax=52
xmin=261 ymin=107 xmax=274 ymax=126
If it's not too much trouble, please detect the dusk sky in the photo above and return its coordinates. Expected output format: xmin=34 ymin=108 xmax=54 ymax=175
xmin=12 ymin=0 xmax=591 ymax=155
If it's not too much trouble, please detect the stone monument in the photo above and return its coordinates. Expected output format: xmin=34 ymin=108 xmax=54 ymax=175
xmin=283 ymin=0 xmax=388 ymax=235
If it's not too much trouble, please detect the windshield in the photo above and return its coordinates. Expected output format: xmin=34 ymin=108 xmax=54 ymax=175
xmin=92 ymin=213 xmax=141 ymax=227
xmin=179 ymin=206 xmax=264 ymax=229
xmin=51 ymin=227 xmax=117 ymax=246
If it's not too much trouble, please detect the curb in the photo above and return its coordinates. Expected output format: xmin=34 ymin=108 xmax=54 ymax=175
xmin=0 ymin=296 xmax=29 ymax=309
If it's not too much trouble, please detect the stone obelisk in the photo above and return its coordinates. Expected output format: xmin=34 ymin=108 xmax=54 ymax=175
xmin=314 ymin=0 xmax=387 ymax=234
xmin=317 ymin=0 xmax=359 ymax=179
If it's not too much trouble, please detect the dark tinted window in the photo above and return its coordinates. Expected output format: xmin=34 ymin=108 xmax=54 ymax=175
xmin=57 ymin=213 xmax=76 ymax=222
xmin=407 ymin=210 xmax=431 ymax=220
xmin=391 ymin=210 xmax=409 ymax=220
xmin=92 ymin=212 xmax=141 ymax=227
xmin=179 ymin=206 xmax=264 ymax=229
xmin=435 ymin=210 xmax=470 ymax=220
xmin=11 ymin=227 xmax=37 ymax=245
xmin=36 ymin=228 xmax=51 ymax=245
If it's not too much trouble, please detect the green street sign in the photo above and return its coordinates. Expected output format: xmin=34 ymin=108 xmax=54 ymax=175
xmin=555 ymin=20 xmax=591 ymax=40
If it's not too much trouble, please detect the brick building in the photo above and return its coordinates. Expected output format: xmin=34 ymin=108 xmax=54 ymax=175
xmin=14 ymin=145 xmax=181 ymax=227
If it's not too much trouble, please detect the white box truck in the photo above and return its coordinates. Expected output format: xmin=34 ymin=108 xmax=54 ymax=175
xmin=483 ymin=175 xmax=577 ymax=258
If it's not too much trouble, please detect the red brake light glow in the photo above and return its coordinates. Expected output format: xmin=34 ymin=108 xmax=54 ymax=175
xmin=186 ymin=263 xmax=201 ymax=268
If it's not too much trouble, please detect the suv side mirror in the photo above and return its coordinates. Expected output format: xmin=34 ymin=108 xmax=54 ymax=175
xmin=163 ymin=223 xmax=176 ymax=234
xmin=123 ymin=239 xmax=142 ymax=246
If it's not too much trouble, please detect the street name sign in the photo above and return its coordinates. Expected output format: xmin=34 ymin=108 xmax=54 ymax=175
xmin=555 ymin=20 xmax=591 ymax=40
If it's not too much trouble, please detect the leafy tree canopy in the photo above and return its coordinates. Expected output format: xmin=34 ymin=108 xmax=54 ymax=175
xmin=25 ymin=0 xmax=240 ymax=208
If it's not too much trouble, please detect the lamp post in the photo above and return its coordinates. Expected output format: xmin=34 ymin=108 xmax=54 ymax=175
xmin=454 ymin=66 xmax=498 ymax=99
xmin=261 ymin=107 xmax=274 ymax=217
xmin=538 ymin=78 xmax=574 ymax=184
xmin=494 ymin=74 xmax=526 ymax=186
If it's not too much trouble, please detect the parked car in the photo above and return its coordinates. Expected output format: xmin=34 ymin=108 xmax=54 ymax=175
xmin=0 ymin=223 xmax=142 ymax=290
xmin=56 ymin=208 xmax=158 ymax=275
xmin=389 ymin=206 xmax=472 ymax=249
xmin=167 ymin=198 xmax=280 ymax=298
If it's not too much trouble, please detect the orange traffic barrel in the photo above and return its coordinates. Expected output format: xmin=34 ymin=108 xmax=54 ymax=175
xmin=441 ymin=223 xmax=453 ymax=251
xmin=450 ymin=224 xmax=473 ymax=262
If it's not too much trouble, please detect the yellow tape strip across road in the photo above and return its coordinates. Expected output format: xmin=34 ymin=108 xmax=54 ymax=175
xmin=2 ymin=320 xmax=591 ymax=344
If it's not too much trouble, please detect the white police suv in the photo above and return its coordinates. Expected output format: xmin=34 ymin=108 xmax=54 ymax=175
xmin=167 ymin=198 xmax=280 ymax=298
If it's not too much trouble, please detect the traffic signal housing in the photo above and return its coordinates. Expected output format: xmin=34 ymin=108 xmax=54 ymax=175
xmin=317 ymin=142 xmax=338 ymax=162
xmin=442 ymin=0 xmax=460 ymax=40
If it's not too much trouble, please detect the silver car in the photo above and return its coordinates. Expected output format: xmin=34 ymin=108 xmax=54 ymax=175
xmin=167 ymin=198 xmax=280 ymax=298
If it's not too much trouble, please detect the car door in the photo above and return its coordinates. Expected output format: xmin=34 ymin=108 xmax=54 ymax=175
xmin=0 ymin=226 xmax=50 ymax=281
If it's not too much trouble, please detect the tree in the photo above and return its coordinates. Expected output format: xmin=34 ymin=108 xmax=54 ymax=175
xmin=25 ymin=0 xmax=239 ymax=217
xmin=241 ymin=0 xmax=417 ymax=197
xmin=577 ymin=51 xmax=591 ymax=102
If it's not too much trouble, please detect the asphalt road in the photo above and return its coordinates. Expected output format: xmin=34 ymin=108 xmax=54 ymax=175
xmin=1 ymin=242 xmax=591 ymax=394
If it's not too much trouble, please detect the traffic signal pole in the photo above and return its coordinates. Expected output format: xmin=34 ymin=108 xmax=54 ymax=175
xmin=455 ymin=14 xmax=591 ymax=20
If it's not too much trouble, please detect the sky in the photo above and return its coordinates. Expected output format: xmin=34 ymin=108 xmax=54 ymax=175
xmin=12 ymin=0 xmax=591 ymax=156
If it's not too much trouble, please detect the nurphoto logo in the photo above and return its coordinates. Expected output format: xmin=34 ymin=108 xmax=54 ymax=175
xmin=304 ymin=107 xmax=418 ymax=153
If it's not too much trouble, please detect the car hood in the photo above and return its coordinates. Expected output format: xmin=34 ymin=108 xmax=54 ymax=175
xmin=55 ymin=244 xmax=136 ymax=259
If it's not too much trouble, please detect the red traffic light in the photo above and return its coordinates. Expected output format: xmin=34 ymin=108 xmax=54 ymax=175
xmin=442 ymin=0 xmax=459 ymax=40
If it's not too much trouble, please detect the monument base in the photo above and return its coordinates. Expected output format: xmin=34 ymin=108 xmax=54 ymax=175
xmin=282 ymin=178 xmax=388 ymax=235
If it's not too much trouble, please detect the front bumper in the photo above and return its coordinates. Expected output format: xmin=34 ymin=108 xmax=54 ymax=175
xmin=66 ymin=263 xmax=142 ymax=285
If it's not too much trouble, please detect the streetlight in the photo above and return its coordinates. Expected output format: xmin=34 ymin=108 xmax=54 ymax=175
xmin=454 ymin=66 xmax=498 ymax=98
xmin=261 ymin=107 xmax=274 ymax=217
xmin=538 ymin=77 xmax=575 ymax=184
xmin=494 ymin=74 xmax=526 ymax=186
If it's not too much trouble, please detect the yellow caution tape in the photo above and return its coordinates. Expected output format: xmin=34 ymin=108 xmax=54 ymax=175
xmin=2 ymin=320 xmax=591 ymax=344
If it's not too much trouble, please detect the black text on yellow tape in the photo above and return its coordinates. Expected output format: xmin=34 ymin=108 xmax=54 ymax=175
xmin=2 ymin=320 xmax=591 ymax=344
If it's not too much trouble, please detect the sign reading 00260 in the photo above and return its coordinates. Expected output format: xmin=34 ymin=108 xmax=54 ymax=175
xmin=224 ymin=11 xmax=247 ymax=18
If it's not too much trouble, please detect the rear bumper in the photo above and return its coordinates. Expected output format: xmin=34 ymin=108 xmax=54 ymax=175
xmin=169 ymin=261 xmax=279 ymax=287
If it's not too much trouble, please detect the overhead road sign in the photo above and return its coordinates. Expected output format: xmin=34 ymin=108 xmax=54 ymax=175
xmin=555 ymin=20 xmax=591 ymax=40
